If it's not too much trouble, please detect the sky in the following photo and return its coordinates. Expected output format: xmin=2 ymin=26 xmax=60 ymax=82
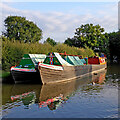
xmin=0 ymin=1 xmax=118 ymax=43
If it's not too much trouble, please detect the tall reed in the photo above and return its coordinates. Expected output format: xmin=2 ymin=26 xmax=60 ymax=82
xmin=2 ymin=40 xmax=95 ymax=71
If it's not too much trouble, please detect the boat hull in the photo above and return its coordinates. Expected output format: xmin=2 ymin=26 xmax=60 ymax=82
xmin=11 ymin=70 xmax=41 ymax=83
xmin=39 ymin=64 xmax=107 ymax=84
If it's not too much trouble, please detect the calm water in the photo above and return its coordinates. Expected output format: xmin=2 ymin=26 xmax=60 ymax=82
xmin=2 ymin=65 xmax=120 ymax=118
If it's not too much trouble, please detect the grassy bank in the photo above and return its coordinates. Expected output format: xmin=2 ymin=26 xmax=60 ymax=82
xmin=2 ymin=40 xmax=95 ymax=71
xmin=0 ymin=70 xmax=10 ymax=78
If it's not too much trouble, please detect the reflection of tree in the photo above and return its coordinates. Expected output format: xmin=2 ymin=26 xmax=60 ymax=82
xmin=105 ymin=74 xmax=119 ymax=87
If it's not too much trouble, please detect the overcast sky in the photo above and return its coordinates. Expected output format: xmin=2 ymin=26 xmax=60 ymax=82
xmin=0 ymin=1 xmax=118 ymax=43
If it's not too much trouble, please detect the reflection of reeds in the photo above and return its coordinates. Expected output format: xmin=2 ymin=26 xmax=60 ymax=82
xmin=2 ymin=40 xmax=95 ymax=71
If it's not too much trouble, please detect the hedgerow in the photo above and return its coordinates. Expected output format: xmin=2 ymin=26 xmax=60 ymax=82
xmin=2 ymin=39 xmax=95 ymax=71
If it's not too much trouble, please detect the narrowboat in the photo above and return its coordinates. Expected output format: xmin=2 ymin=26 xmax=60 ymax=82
xmin=38 ymin=52 xmax=107 ymax=84
xmin=10 ymin=54 xmax=46 ymax=83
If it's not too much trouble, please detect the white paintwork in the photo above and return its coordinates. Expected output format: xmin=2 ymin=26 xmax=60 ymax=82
xmin=39 ymin=63 xmax=63 ymax=70
xmin=54 ymin=52 xmax=73 ymax=66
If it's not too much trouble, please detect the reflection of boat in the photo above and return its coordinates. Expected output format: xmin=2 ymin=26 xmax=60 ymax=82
xmin=80 ymin=70 xmax=106 ymax=93
xmin=2 ymin=70 xmax=106 ymax=110
xmin=11 ymin=91 xmax=36 ymax=107
xmin=39 ymin=70 xmax=106 ymax=110
xmin=2 ymin=84 xmax=42 ymax=107
xmin=39 ymin=94 xmax=65 ymax=110
xmin=11 ymin=84 xmax=42 ymax=103
xmin=92 ymin=72 xmax=106 ymax=84
xmin=10 ymin=54 xmax=46 ymax=83
xmin=38 ymin=52 xmax=107 ymax=84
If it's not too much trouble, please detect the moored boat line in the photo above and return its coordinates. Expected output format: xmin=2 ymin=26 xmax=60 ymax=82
xmin=10 ymin=52 xmax=107 ymax=84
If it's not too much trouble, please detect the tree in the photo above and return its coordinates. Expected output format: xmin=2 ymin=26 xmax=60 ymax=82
xmin=44 ymin=37 xmax=57 ymax=46
xmin=108 ymin=31 xmax=120 ymax=62
xmin=64 ymin=38 xmax=76 ymax=47
xmin=64 ymin=24 xmax=109 ymax=52
xmin=3 ymin=16 xmax=42 ymax=43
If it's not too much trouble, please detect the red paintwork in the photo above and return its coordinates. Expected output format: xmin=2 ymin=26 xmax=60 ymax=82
xmin=88 ymin=57 xmax=100 ymax=64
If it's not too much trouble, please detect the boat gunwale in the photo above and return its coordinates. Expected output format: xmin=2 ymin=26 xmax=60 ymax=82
xmin=11 ymin=67 xmax=37 ymax=72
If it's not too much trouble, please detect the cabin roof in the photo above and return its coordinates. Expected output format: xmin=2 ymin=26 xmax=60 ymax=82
xmin=19 ymin=54 xmax=46 ymax=68
xmin=54 ymin=53 xmax=73 ymax=66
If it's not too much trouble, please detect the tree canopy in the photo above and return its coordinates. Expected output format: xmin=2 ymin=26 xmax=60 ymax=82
xmin=64 ymin=23 xmax=109 ymax=53
xmin=44 ymin=37 xmax=57 ymax=46
xmin=108 ymin=31 xmax=120 ymax=61
xmin=3 ymin=16 xmax=42 ymax=43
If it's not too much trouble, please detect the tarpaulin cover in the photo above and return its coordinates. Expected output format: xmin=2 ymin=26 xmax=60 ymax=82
xmin=74 ymin=56 xmax=84 ymax=65
xmin=54 ymin=53 xmax=72 ymax=66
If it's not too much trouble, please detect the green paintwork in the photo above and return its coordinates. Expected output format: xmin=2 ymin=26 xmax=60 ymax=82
xmin=53 ymin=57 xmax=62 ymax=65
xmin=43 ymin=53 xmax=62 ymax=66
xmin=43 ymin=52 xmax=87 ymax=66
xmin=19 ymin=54 xmax=35 ymax=68
xmin=18 ymin=54 xmax=46 ymax=68
xmin=44 ymin=57 xmax=50 ymax=64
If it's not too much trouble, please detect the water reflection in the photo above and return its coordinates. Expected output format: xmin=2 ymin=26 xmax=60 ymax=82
xmin=92 ymin=72 xmax=106 ymax=85
xmin=39 ymin=94 xmax=67 ymax=110
xmin=2 ymin=69 xmax=107 ymax=111
xmin=2 ymin=84 xmax=41 ymax=111
xmin=11 ymin=91 xmax=36 ymax=109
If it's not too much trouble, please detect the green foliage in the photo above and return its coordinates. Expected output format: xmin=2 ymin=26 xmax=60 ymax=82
xmin=3 ymin=16 xmax=42 ymax=43
xmin=0 ymin=37 xmax=2 ymax=64
xmin=64 ymin=38 xmax=76 ymax=47
xmin=44 ymin=37 xmax=57 ymax=46
xmin=64 ymin=23 xmax=109 ymax=52
xmin=108 ymin=31 xmax=120 ymax=61
xmin=2 ymin=38 xmax=95 ymax=71
xmin=2 ymin=40 xmax=25 ymax=71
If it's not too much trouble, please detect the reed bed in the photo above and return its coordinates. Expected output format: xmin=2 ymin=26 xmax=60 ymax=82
xmin=2 ymin=40 xmax=95 ymax=71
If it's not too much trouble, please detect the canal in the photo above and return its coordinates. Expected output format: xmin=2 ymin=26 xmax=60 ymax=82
xmin=1 ymin=64 xmax=120 ymax=118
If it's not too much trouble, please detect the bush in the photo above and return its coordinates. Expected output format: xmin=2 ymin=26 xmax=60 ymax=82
xmin=2 ymin=39 xmax=95 ymax=71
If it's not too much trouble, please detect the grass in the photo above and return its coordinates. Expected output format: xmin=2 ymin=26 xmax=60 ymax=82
xmin=0 ymin=70 xmax=10 ymax=78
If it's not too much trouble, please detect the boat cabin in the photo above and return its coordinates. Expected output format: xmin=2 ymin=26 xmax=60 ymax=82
xmin=42 ymin=52 xmax=106 ymax=67
xmin=11 ymin=54 xmax=46 ymax=72
xmin=19 ymin=54 xmax=46 ymax=68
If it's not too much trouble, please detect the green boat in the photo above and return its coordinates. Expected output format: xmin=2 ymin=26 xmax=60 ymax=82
xmin=10 ymin=54 xmax=46 ymax=83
